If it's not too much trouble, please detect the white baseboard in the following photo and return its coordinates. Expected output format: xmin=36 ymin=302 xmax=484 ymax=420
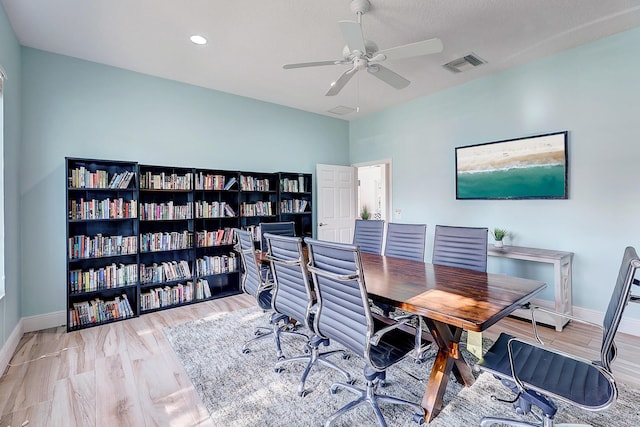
xmin=573 ymin=306 xmax=640 ymax=337
xmin=0 ymin=318 xmax=23 ymax=375
xmin=22 ymin=310 xmax=66 ymax=333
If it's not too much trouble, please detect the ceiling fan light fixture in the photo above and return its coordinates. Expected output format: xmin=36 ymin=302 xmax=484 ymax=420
xmin=190 ymin=35 xmax=207 ymax=45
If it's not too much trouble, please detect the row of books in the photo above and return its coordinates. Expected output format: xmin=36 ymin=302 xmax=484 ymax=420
xmin=68 ymin=234 xmax=138 ymax=260
xmin=280 ymin=199 xmax=309 ymax=214
xmin=240 ymin=201 xmax=274 ymax=217
xmin=240 ymin=175 xmax=270 ymax=191
xmin=69 ymin=293 xmax=134 ymax=328
xmin=139 ymin=202 xmax=193 ymax=220
xmin=69 ymin=263 xmax=138 ymax=293
xmin=139 ymin=279 xmax=211 ymax=311
xmin=195 ymin=228 xmax=234 ymax=247
xmin=196 ymin=253 xmax=238 ymax=276
xmin=140 ymin=260 xmax=192 ymax=284
xmin=279 ymin=177 xmax=306 ymax=193
xmin=194 ymin=173 xmax=238 ymax=191
xmin=139 ymin=171 xmax=193 ymax=190
xmin=68 ymin=167 xmax=135 ymax=189
xmin=140 ymin=231 xmax=193 ymax=252
xmin=194 ymin=201 xmax=236 ymax=218
xmin=68 ymin=197 xmax=138 ymax=220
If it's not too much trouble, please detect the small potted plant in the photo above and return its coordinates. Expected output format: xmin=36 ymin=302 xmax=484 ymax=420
xmin=491 ymin=228 xmax=508 ymax=248
xmin=360 ymin=205 xmax=370 ymax=220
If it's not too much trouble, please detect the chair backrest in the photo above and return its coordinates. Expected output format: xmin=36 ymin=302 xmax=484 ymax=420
xmin=600 ymin=246 xmax=640 ymax=370
xmin=259 ymin=221 xmax=295 ymax=253
xmin=383 ymin=223 xmax=427 ymax=262
xmin=353 ymin=219 xmax=385 ymax=255
xmin=305 ymin=238 xmax=373 ymax=357
xmin=234 ymin=228 xmax=263 ymax=298
xmin=265 ymin=233 xmax=312 ymax=328
xmin=432 ymin=225 xmax=488 ymax=272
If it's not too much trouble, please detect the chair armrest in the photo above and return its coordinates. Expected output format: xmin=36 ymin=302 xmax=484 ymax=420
xmin=530 ymin=305 xmax=603 ymax=344
xmin=370 ymin=315 xmax=418 ymax=346
xmin=307 ymin=264 xmax=359 ymax=281
xmin=266 ymin=254 xmax=302 ymax=266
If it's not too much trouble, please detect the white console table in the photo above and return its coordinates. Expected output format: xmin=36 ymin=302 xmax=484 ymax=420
xmin=488 ymin=245 xmax=574 ymax=331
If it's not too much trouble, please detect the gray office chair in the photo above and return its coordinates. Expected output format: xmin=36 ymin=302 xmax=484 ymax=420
xmin=432 ymin=225 xmax=488 ymax=271
xmin=384 ymin=223 xmax=427 ymax=261
xmin=258 ymin=221 xmax=295 ymax=281
xmin=353 ymin=219 xmax=385 ymax=255
xmin=265 ymin=233 xmax=352 ymax=397
xmin=376 ymin=222 xmax=427 ymax=319
xmin=234 ymin=228 xmax=305 ymax=359
xmin=305 ymin=238 xmax=425 ymax=427
xmin=259 ymin=221 xmax=295 ymax=253
xmin=476 ymin=246 xmax=640 ymax=427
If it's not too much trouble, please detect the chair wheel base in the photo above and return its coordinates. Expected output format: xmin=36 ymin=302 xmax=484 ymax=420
xmin=298 ymin=389 xmax=311 ymax=397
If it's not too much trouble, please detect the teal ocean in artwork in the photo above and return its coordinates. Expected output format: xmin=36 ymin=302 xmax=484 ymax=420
xmin=457 ymin=164 xmax=566 ymax=199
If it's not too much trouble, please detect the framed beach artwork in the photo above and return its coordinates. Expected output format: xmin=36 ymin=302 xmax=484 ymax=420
xmin=455 ymin=131 xmax=568 ymax=200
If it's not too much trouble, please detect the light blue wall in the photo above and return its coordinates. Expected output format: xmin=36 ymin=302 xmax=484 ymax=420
xmin=0 ymin=4 xmax=21 ymax=349
xmin=350 ymin=27 xmax=640 ymax=318
xmin=20 ymin=48 xmax=349 ymax=317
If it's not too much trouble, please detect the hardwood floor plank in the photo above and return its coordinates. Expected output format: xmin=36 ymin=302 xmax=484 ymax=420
xmin=51 ymin=371 xmax=96 ymax=426
xmin=95 ymin=352 xmax=146 ymax=426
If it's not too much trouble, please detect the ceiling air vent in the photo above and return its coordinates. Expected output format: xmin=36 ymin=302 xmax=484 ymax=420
xmin=443 ymin=53 xmax=486 ymax=73
xmin=327 ymin=105 xmax=356 ymax=116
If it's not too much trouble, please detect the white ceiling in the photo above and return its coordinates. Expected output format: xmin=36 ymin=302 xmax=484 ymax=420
xmin=3 ymin=0 xmax=640 ymax=120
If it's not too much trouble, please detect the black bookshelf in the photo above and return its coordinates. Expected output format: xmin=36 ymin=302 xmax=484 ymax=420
xmin=193 ymin=168 xmax=241 ymax=299
xmin=66 ymin=157 xmax=139 ymax=331
xmin=65 ymin=159 xmax=313 ymax=330
xmin=277 ymin=172 xmax=313 ymax=238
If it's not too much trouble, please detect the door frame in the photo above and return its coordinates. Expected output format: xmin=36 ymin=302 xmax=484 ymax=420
xmin=353 ymin=159 xmax=392 ymax=223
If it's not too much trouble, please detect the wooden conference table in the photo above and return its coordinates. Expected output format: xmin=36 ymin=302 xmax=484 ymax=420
xmin=258 ymin=249 xmax=546 ymax=423
xmin=359 ymin=252 xmax=546 ymax=422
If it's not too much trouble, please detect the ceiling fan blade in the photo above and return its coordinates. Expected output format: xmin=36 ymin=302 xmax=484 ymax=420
xmin=367 ymin=64 xmax=410 ymax=89
xmin=375 ymin=38 xmax=443 ymax=61
xmin=283 ymin=60 xmax=344 ymax=69
xmin=338 ymin=20 xmax=366 ymax=54
xmin=326 ymin=68 xmax=357 ymax=96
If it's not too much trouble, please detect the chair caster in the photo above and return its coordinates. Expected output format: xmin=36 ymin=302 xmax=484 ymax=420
xmin=379 ymin=379 xmax=387 ymax=388
xmin=341 ymin=353 xmax=350 ymax=360
xmin=274 ymin=367 xmax=284 ymax=373
xmin=298 ymin=389 xmax=311 ymax=397
xmin=242 ymin=348 xmax=251 ymax=354
xmin=412 ymin=413 xmax=425 ymax=425
xmin=330 ymin=384 xmax=339 ymax=394
xmin=347 ymin=378 xmax=357 ymax=385
xmin=277 ymin=355 xmax=286 ymax=361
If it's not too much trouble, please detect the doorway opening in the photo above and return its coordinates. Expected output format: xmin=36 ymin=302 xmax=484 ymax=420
xmin=355 ymin=161 xmax=391 ymax=223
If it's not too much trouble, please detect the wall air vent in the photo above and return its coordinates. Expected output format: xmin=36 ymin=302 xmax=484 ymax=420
xmin=443 ymin=53 xmax=486 ymax=73
xmin=327 ymin=105 xmax=356 ymax=115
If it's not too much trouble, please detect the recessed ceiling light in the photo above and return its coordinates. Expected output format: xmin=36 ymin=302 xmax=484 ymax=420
xmin=190 ymin=35 xmax=207 ymax=45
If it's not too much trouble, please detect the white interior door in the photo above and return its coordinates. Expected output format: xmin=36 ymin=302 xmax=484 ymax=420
xmin=316 ymin=164 xmax=356 ymax=243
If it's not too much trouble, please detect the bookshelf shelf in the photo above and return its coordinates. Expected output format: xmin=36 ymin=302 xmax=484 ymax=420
xmin=66 ymin=158 xmax=313 ymax=331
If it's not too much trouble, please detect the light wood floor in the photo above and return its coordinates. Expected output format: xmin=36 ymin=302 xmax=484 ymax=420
xmin=1 ymin=294 xmax=638 ymax=426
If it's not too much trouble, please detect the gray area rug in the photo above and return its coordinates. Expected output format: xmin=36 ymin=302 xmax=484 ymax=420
xmin=163 ymin=307 xmax=639 ymax=426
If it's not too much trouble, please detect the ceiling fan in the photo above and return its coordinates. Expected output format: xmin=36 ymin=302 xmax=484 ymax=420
xmin=283 ymin=0 xmax=443 ymax=96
